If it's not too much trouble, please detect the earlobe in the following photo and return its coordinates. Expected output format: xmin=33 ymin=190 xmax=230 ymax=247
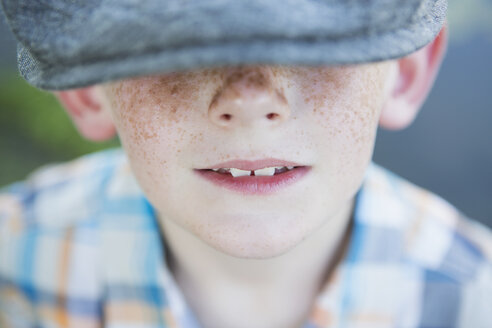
xmin=379 ymin=26 xmax=448 ymax=130
xmin=55 ymin=86 xmax=116 ymax=141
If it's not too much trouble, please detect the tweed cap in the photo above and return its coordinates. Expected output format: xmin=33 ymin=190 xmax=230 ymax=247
xmin=1 ymin=0 xmax=447 ymax=90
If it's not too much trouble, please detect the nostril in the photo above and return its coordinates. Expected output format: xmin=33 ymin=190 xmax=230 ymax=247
xmin=266 ymin=113 xmax=279 ymax=120
xmin=220 ymin=114 xmax=232 ymax=121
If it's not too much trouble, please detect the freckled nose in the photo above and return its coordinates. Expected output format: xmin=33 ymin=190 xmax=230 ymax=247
xmin=208 ymin=66 xmax=290 ymax=128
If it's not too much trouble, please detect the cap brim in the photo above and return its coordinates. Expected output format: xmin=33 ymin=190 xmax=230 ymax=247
xmin=7 ymin=0 xmax=447 ymax=90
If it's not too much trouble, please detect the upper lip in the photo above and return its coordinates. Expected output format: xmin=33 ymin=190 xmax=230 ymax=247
xmin=197 ymin=159 xmax=307 ymax=171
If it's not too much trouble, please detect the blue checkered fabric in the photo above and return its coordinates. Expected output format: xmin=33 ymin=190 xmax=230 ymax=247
xmin=1 ymin=149 xmax=491 ymax=327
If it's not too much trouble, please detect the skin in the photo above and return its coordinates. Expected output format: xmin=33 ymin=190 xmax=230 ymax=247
xmin=96 ymin=63 xmax=396 ymax=327
xmin=101 ymin=63 xmax=395 ymax=259
xmin=55 ymin=28 xmax=446 ymax=327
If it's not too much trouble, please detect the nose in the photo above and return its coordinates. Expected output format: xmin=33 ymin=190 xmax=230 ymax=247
xmin=208 ymin=66 xmax=290 ymax=128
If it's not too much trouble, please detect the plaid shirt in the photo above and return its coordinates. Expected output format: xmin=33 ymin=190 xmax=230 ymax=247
xmin=1 ymin=149 xmax=491 ymax=328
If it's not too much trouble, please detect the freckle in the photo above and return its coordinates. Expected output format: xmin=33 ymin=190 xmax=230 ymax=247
xmin=171 ymin=85 xmax=179 ymax=95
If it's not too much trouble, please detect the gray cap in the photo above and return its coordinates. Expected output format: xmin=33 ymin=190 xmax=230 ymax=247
xmin=1 ymin=0 xmax=447 ymax=90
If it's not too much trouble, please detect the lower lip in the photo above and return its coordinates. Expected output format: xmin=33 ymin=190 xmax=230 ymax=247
xmin=194 ymin=167 xmax=311 ymax=195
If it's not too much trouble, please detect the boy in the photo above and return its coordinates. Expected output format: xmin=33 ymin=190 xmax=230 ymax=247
xmin=0 ymin=0 xmax=491 ymax=327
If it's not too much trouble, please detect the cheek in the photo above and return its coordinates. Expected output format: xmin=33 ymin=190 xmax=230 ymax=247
xmin=105 ymin=80 xmax=199 ymax=195
xmin=298 ymin=66 xmax=384 ymax=133
xmin=302 ymin=66 xmax=388 ymax=190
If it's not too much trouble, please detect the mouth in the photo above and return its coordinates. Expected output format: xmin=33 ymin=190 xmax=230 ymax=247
xmin=194 ymin=159 xmax=311 ymax=195
xmin=201 ymin=165 xmax=300 ymax=177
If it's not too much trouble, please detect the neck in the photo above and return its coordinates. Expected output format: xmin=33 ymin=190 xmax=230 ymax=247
xmin=159 ymin=200 xmax=354 ymax=328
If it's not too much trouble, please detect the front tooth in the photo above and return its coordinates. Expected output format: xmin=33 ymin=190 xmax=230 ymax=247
xmin=287 ymin=166 xmax=294 ymax=170
xmin=254 ymin=167 xmax=276 ymax=176
xmin=230 ymin=168 xmax=251 ymax=177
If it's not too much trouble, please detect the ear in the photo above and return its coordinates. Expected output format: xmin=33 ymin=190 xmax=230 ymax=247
xmin=379 ymin=26 xmax=448 ymax=130
xmin=54 ymin=86 xmax=116 ymax=141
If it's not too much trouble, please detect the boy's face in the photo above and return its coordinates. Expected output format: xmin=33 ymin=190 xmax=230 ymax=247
xmin=101 ymin=63 xmax=396 ymax=258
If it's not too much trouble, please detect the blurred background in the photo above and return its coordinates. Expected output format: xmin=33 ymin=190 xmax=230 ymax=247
xmin=0 ymin=0 xmax=490 ymax=227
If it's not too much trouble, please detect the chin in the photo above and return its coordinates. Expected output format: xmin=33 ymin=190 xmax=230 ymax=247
xmin=196 ymin=216 xmax=312 ymax=259
xmin=211 ymin=239 xmax=301 ymax=260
